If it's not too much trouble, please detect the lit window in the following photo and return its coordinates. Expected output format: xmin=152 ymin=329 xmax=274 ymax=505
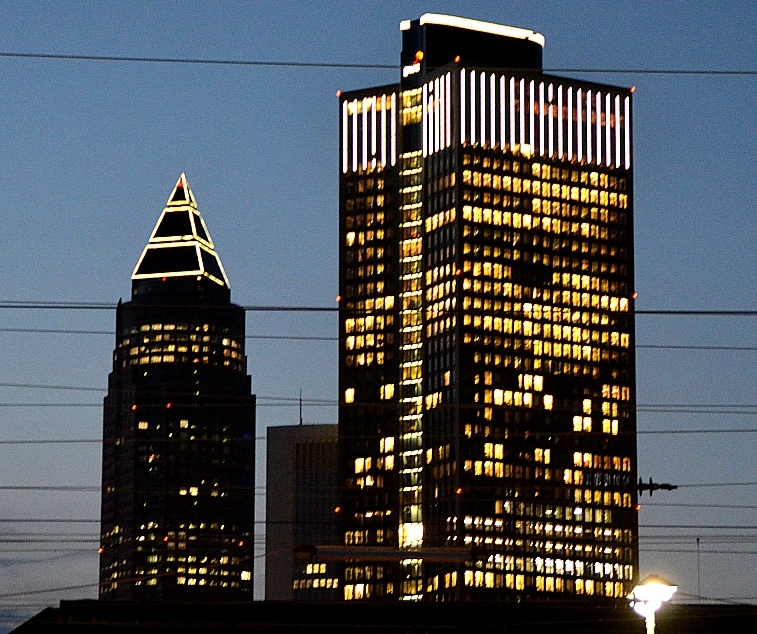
xmin=345 ymin=388 xmax=355 ymax=403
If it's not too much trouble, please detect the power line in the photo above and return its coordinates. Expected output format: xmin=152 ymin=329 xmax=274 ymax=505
xmin=0 ymin=51 xmax=755 ymax=76
xmin=1 ymin=327 xmax=754 ymax=350
xmin=0 ymin=300 xmax=756 ymax=316
xmin=0 ymin=327 xmax=335 ymax=342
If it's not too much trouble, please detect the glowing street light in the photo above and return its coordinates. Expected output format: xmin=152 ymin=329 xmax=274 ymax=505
xmin=628 ymin=575 xmax=677 ymax=634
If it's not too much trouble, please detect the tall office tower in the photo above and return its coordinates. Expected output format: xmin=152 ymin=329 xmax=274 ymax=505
xmin=99 ymin=174 xmax=256 ymax=600
xmin=338 ymin=15 xmax=637 ymax=602
xmin=265 ymin=424 xmax=341 ymax=601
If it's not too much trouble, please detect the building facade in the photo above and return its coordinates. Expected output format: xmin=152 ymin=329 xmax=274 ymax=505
xmin=265 ymin=424 xmax=340 ymax=600
xmin=99 ymin=174 xmax=256 ymax=600
xmin=339 ymin=14 xmax=638 ymax=602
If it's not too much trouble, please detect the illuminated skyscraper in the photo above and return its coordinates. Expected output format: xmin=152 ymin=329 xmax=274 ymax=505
xmin=99 ymin=174 xmax=256 ymax=600
xmin=338 ymin=15 xmax=637 ymax=601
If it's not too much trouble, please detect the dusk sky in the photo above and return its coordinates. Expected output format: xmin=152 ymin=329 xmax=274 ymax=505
xmin=0 ymin=1 xmax=755 ymax=630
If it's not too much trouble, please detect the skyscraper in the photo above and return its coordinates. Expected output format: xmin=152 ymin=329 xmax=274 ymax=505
xmin=338 ymin=15 xmax=637 ymax=601
xmin=99 ymin=174 xmax=256 ymax=600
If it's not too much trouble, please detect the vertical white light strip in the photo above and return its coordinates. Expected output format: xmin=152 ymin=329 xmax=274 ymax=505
xmin=460 ymin=70 xmax=466 ymax=145
xmin=435 ymin=78 xmax=441 ymax=153
xmin=422 ymin=83 xmax=428 ymax=158
xmin=624 ymin=95 xmax=631 ymax=169
xmin=381 ymin=95 xmax=387 ymax=167
xmin=529 ymin=80 xmax=535 ymax=151
xmin=586 ymin=90 xmax=592 ymax=164
xmin=480 ymin=72 xmax=486 ymax=147
xmin=470 ymin=71 xmax=476 ymax=146
xmin=577 ymin=88 xmax=583 ymax=162
xmin=539 ymin=81 xmax=545 ymax=157
xmin=444 ymin=73 xmax=452 ymax=147
xmin=490 ymin=73 xmax=496 ymax=148
xmin=390 ymin=93 xmax=397 ymax=166
xmin=342 ymin=100 xmax=348 ymax=173
xmin=362 ymin=98 xmax=368 ymax=170
xmin=548 ymin=83 xmax=554 ymax=158
xmin=615 ymin=94 xmax=621 ymax=168
xmin=557 ymin=85 xmax=563 ymax=158
xmin=352 ymin=99 xmax=358 ymax=172
xmin=500 ymin=75 xmax=506 ymax=150
xmin=596 ymin=92 xmax=602 ymax=166
xmin=519 ymin=78 xmax=525 ymax=149
xmin=509 ymin=77 xmax=516 ymax=149
xmin=567 ymin=86 xmax=573 ymax=161
xmin=605 ymin=93 xmax=611 ymax=166
xmin=371 ymin=96 xmax=377 ymax=159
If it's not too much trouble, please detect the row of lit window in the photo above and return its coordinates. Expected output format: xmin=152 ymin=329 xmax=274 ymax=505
xmin=344 ymin=212 xmax=385 ymax=232
xmin=424 ymin=207 xmax=457 ymax=233
xmin=344 ymin=352 xmax=387 ymax=367
xmin=343 ymin=281 xmax=386 ymax=298
xmin=463 ymin=571 xmax=627 ymax=597
xmin=129 ymin=344 xmax=242 ymax=358
xmin=344 ymin=582 xmax=392 ymax=600
xmin=344 ymin=195 xmax=385 ymax=211
xmin=462 ymin=172 xmax=628 ymax=209
xmin=344 ymin=333 xmax=388 ymax=351
xmin=345 ymin=229 xmax=386 ymax=247
xmin=462 ymin=155 xmax=625 ymax=189
xmin=343 ymin=177 xmax=385 ymax=194
xmin=469 ymin=554 xmax=634 ymax=581
xmin=462 ymin=523 xmax=632 ymax=545
xmin=293 ymin=578 xmax=338 ymax=590
xmin=345 ymin=247 xmax=386 ymax=264
xmin=354 ymin=455 xmax=395 ymax=473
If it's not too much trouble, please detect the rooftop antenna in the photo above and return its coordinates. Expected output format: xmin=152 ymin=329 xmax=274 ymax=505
xmin=299 ymin=388 xmax=303 ymax=426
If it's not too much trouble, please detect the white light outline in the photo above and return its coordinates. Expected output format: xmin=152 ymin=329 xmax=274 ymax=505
xmin=567 ymin=86 xmax=573 ymax=161
xmin=557 ymin=84 xmax=563 ymax=158
xmin=490 ymin=73 xmax=496 ymax=148
xmin=480 ymin=72 xmax=486 ymax=147
xmin=577 ymin=88 xmax=583 ymax=162
xmin=342 ymin=100 xmax=348 ymax=173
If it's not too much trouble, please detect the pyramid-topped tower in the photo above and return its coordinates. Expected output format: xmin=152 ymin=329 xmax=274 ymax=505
xmin=132 ymin=174 xmax=230 ymax=288
xmin=100 ymin=174 xmax=256 ymax=601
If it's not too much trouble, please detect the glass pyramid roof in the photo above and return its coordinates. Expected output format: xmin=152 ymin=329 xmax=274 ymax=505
xmin=132 ymin=173 xmax=230 ymax=288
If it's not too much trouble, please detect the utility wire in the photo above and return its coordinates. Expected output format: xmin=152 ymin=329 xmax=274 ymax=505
xmin=0 ymin=51 xmax=755 ymax=76
xmin=1 ymin=327 xmax=754 ymax=350
xmin=0 ymin=300 xmax=756 ymax=316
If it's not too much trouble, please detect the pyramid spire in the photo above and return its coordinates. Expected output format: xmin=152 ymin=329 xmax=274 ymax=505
xmin=131 ymin=174 xmax=230 ymax=288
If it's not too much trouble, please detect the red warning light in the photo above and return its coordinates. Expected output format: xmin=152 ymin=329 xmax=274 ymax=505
xmin=455 ymin=487 xmax=463 ymax=495
xmin=334 ymin=506 xmax=342 ymax=513
xmin=238 ymin=540 xmax=245 ymax=547
xmin=630 ymin=86 xmax=636 ymax=93
xmin=454 ymin=55 xmax=461 ymax=63
xmin=131 ymin=404 xmax=137 ymax=411
xmin=98 ymin=547 xmax=105 ymax=554
xmin=635 ymin=504 xmax=642 ymax=512
xmin=166 ymin=403 xmax=172 ymax=409
xmin=632 ymin=292 xmax=639 ymax=299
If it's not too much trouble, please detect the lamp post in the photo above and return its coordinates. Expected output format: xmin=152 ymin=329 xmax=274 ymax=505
xmin=628 ymin=575 xmax=677 ymax=634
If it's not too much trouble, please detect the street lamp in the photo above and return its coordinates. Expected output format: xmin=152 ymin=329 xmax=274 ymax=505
xmin=628 ymin=575 xmax=677 ymax=634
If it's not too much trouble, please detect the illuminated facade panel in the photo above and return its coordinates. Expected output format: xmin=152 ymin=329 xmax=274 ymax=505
xmin=99 ymin=175 xmax=256 ymax=600
xmin=339 ymin=14 xmax=638 ymax=603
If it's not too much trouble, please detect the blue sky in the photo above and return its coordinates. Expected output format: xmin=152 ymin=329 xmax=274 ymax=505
xmin=0 ymin=1 xmax=755 ymax=629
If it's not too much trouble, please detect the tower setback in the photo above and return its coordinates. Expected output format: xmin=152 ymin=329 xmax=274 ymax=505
xmin=99 ymin=174 xmax=256 ymax=600
xmin=338 ymin=14 xmax=638 ymax=602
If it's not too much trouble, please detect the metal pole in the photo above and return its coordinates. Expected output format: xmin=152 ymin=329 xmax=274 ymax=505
xmin=697 ymin=537 xmax=701 ymax=601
